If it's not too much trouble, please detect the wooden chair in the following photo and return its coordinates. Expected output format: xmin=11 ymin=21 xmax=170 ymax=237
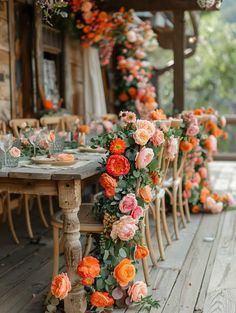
xmin=62 ymin=115 xmax=83 ymax=132
xmin=0 ymin=120 xmax=7 ymax=134
xmin=9 ymin=118 xmax=39 ymax=138
xmin=40 ymin=116 xmax=65 ymax=132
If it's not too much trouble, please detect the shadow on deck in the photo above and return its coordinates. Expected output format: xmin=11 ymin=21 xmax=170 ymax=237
xmin=0 ymin=161 xmax=235 ymax=313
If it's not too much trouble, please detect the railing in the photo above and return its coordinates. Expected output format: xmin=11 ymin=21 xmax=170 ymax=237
xmin=214 ymin=114 xmax=236 ymax=161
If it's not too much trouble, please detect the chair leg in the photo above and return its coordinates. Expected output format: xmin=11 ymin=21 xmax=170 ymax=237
xmin=145 ymin=210 xmax=157 ymax=268
xmin=161 ymin=197 xmax=172 ymax=245
xmin=140 ymin=221 xmax=150 ymax=286
xmin=7 ymin=193 xmax=19 ymax=244
xmin=36 ymin=195 xmax=49 ymax=228
xmin=48 ymin=196 xmax=54 ymax=216
xmin=184 ymin=198 xmax=191 ymax=223
xmin=83 ymin=234 xmax=93 ymax=257
xmin=52 ymin=225 xmax=60 ymax=278
xmin=172 ymin=187 xmax=179 ymax=240
xmin=178 ymin=184 xmax=187 ymax=228
xmin=24 ymin=194 xmax=34 ymax=239
xmin=155 ymin=198 xmax=165 ymax=260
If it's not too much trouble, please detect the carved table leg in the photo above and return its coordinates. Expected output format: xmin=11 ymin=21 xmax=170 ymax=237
xmin=58 ymin=180 xmax=87 ymax=313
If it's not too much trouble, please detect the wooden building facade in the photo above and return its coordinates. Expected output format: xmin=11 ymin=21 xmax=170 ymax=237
xmin=0 ymin=0 xmax=85 ymax=121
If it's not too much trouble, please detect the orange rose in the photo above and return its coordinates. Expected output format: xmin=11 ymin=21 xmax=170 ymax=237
xmin=51 ymin=273 xmax=71 ymax=300
xmin=206 ymin=107 xmax=215 ymax=114
xmin=109 ymin=138 xmax=126 ymax=155
xmin=149 ymin=109 xmax=167 ymax=121
xmin=90 ymin=292 xmax=114 ymax=308
xmin=184 ymin=180 xmax=193 ymax=191
xmin=104 ymin=187 xmax=116 ymax=198
xmin=119 ymin=93 xmax=129 ymax=102
xmin=79 ymin=125 xmax=90 ymax=134
xmin=150 ymin=172 xmax=159 ymax=185
xmin=193 ymin=108 xmax=204 ymax=115
xmin=77 ymin=256 xmax=100 ymax=279
xmin=189 ymin=137 xmax=198 ymax=148
xmin=204 ymin=138 xmax=212 ymax=151
xmin=128 ymin=87 xmax=137 ymax=97
xmin=179 ymin=141 xmax=193 ymax=153
xmin=200 ymin=187 xmax=210 ymax=203
xmin=139 ymin=185 xmax=152 ymax=203
xmin=113 ymin=258 xmax=136 ymax=287
xmin=191 ymin=205 xmax=200 ymax=214
xmin=99 ymin=173 xmax=117 ymax=189
xmin=106 ymin=155 xmax=130 ymax=177
xmin=135 ymin=245 xmax=149 ymax=259
xmin=212 ymin=126 xmax=222 ymax=138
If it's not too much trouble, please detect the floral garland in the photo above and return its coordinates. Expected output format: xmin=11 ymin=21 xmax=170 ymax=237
xmin=181 ymin=108 xmax=234 ymax=214
xmin=36 ymin=1 xmax=159 ymax=117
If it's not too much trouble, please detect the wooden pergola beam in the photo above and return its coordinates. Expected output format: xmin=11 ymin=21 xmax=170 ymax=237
xmin=103 ymin=0 xmax=219 ymax=12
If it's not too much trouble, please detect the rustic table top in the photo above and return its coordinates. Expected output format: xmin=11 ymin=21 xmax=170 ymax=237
xmin=0 ymin=153 xmax=104 ymax=181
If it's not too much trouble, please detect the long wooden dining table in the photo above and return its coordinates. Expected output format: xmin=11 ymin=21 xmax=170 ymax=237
xmin=0 ymin=154 xmax=102 ymax=313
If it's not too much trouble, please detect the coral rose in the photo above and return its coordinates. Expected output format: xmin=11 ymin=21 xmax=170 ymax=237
xmin=111 ymin=216 xmax=138 ymax=241
xmin=180 ymin=141 xmax=193 ymax=153
xmin=131 ymin=206 xmax=143 ymax=220
xmin=77 ymin=256 xmax=100 ymax=279
xmin=128 ymin=281 xmax=148 ymax=302
xmin=99 ymin=173 xmax=117 ymax=189
xmin=51 ymin=272 xmax=71 ymax=300
xmin=199 ymin=167 xmax=208 ymax=179
xmin=109 ymin=138 xmax=126 ymax=155
xmin=119 ymin=194 xmax=137 ymax=213
xmin=113 ymin=258 xmax=136 ymax=287
xmin=135 ymin=147 xmax=154 ymax=169
xmin=135 ymin=245 xmax=149 ymax=260
xmin=90 ymin=292 xmax=114 ymax=308
xmin=139 ymin=186 xmax=152 ymax=203
xmin=106 ymin=155 xmax=130 ymax=177
xmin=104 ymin=187 xmax=116 ymax=198
xmin=150 ymin=129 xmax=165 ymax=146
xmin=133 ymin=129 xmax=150 ymax=146
xmin=136 ymin=120 xmax=155 ymax=137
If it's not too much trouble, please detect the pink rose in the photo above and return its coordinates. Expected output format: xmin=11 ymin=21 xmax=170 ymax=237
xmin=186 ymin=124 xmax=199 ymax=137
xmin=136 ymin=120 xmax=155 ymax=137
xmin=9 ymin=147 xmax=21 ymax=158
xmin=133 ymin=129 xmax=150 ymax=146
xmin=128 ymin=281 xmax=148 ymax=302
xmin=119 ymin=194 xmax=137 ymax=213
xmin=135 ymin=147 xmax=154 ymax=169
xmin=131 ymin=206 xmax=143 ymax=220
xmin=127 ymin=30 xmax=137 ymax=43
xmin=150 ymin=129 xmax=165 ymax=146
xmin=183 ymin=190 xmax=191 ymax=199
xmin=220 ymin=116 xmax=226 ymax=128
xmin=110 ymin=216 xmax=138 ymax=241
xmin=51 ymin=272 xmax=71 ymax=300
xmin=198 ymin=167 xmax=208 ymax=179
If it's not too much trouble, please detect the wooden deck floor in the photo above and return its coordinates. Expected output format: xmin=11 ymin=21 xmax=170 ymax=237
xmin=0 ymin=161 xmax=236 ymax=313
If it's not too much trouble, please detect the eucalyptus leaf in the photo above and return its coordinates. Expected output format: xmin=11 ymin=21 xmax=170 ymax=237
xmin=119 ymin=248 xmax=127 ymax=258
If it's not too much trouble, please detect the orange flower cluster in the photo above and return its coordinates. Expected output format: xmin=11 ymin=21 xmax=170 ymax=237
xmin=204 ymin=120 xmax=222 ymax=138
xmin=200 ymin=187 xmax=210 ymax=203
xmin=99 ymin=173 xmax=117 ymax=198
xmin=90 ymin=291 xmax=114 ymax=308
xmin=77 ymin=256 xmax=100 ymax=286
xmin=193 ymin=107 xmax=215 ymax=116
xmin=113 ymin=258 xmax=136 ymax=287
xmin=149 ymin=109 xmax=167 ymax=121
xmin=180 ymin=140 xmax=193 ymax=153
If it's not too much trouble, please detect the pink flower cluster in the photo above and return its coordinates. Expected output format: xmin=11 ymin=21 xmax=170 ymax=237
xmin=110 ymin=216 xmax=139 ymax=241
xmin=119 ymin=194 xmax=143 ymax=220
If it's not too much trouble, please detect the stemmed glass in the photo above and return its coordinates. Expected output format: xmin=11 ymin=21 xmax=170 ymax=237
xmin=0 ymin=134 xmax=14 ymax=167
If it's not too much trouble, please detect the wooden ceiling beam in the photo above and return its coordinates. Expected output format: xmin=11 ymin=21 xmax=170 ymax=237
xmin=102 ymin=0 xmax=219 ymax=12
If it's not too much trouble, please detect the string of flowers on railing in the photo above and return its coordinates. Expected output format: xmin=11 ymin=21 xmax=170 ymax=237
xmin=181 ymin=107 xmax=234 ymax=214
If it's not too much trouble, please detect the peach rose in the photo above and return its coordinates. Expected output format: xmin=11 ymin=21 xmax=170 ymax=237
xmin=110 ymin=216 xmax=138 ymax=241
xmin=139 ymin=186 xmax=152 ymax=203
xmin=136 ymin=120 xmax=155 ymax=137
xmin=150 ymin=129 xmax=165 ymax=146
xmin=51 ymin=272 xmax=71 ymax=300
xmin=9 ymin=147 xmax=21 ymax=158
xmin=128 ymin=281 xmax=148 ymax=302
xmin=133 ymin=129 xmax=150 ymax=146
xmin=135 ymin=147 xmax=154 ymax=169
xmin=198 ymin=167 xmax=207 ymax=179
xmin=113 ymin=258 xmax=136 ymax=287
xmin=127 ymin=30 xmax=137 ymax=43
xmin=119 ymin=194 xmax=137 ymax=213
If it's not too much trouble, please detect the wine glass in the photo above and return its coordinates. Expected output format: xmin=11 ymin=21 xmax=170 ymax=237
xmin=0 ymin=134 xmax=14 ymax=167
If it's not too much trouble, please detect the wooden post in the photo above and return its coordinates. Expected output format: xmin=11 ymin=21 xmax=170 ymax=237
xmin=58 ymin=179 xmax=87 ymax=313
xmin=173 ymin=10 xmax=185 ymax=114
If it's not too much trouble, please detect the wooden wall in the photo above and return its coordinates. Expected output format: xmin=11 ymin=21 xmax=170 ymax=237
xmin=0 ymin=1 xmax=11 ymax=120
